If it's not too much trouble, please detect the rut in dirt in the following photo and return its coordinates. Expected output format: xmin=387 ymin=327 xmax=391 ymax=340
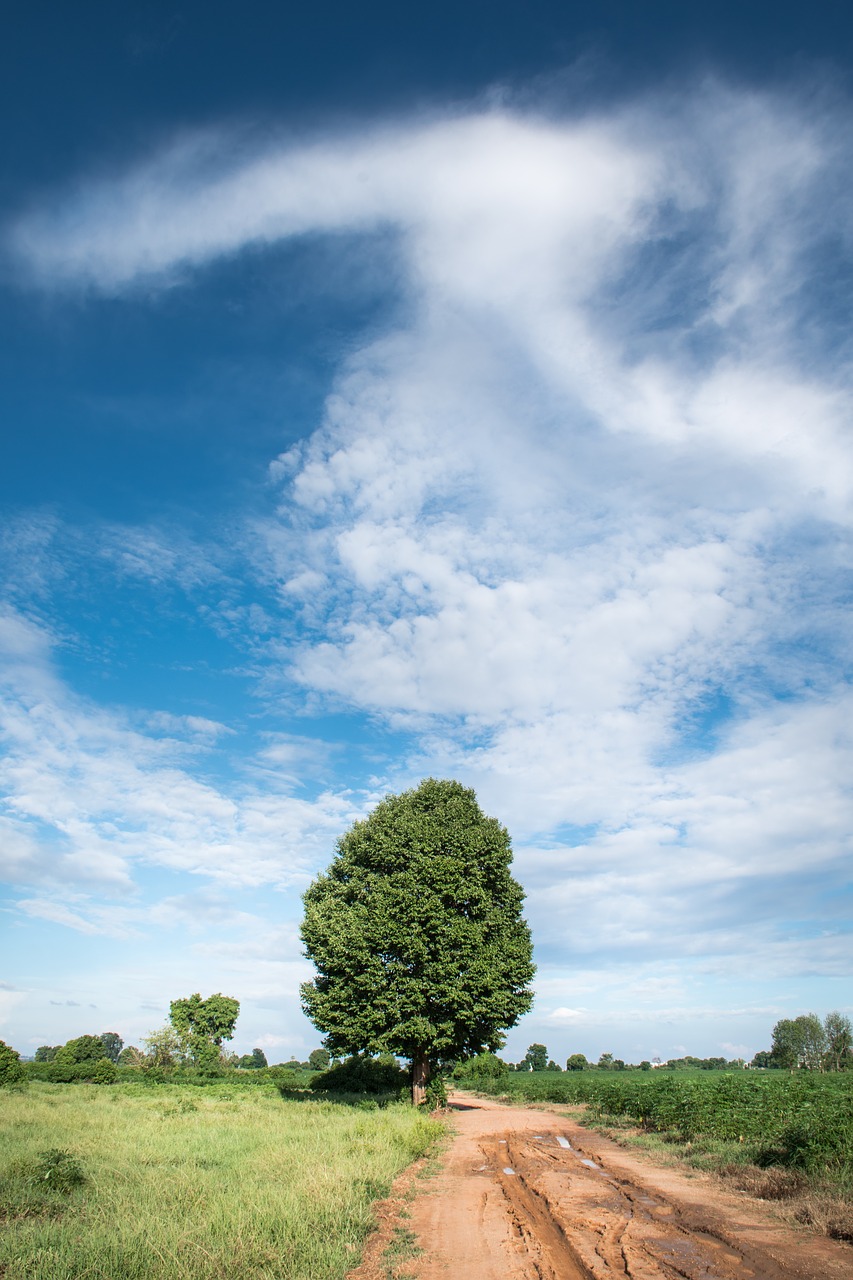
xmin=490 ymin=1129 xmax=755 ymax=1279
xmin=387 ymin=1097 xmax=852 ymax=1280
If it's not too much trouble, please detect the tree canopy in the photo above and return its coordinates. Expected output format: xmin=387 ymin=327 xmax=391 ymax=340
xmin=300 ymin=778 xmax=535 ymax=1103
xmin=168 ymin=993 xmax=240 ymax=1072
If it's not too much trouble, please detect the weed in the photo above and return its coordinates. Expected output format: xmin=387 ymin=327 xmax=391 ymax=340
xmin=27 ymin=1150 xmax=86 ymax=1194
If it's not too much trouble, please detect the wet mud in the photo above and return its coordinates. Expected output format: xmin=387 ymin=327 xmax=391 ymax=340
xmin=357 ymin=1094 xmax=852 ymax=1280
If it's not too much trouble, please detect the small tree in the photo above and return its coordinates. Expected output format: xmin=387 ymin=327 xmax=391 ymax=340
xmin=144 ymin=1024 xmax=181 ymax=1069
xmin=524 ymin=1043 xmax=548 ymax=1072
xmin=34 ymin=1045 xmax=60 ymax=1062
xmin=169 ymin=993 xmax=240 ymax=1071
xmin=824 ymin=1012 xmax=852 ymax=1072
xmin=99 ymin=1032 xmax=123 ymax=1063
xmin=301 ymin=779 xmax=535 ymax=1104
xmin=308 ymin=1047 xmax=330 ymax=1071
xmin=771 ymin=1014 xmax=826 ymax=1071
xmin=566 ymin=1053 xmax=587 ymax=1071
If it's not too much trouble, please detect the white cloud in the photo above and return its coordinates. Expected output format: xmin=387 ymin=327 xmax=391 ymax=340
xmin=5 ymin=81 xmax=853 ymax=1053
xmin=0 ymin=605 xmax=365 ymax=900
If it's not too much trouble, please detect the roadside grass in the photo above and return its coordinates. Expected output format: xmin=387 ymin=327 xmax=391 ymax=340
xmin=0 ymin=1081 xmax=444 ymax=1280
xmin=576 ymin=1109 xmax=853 ymax=1243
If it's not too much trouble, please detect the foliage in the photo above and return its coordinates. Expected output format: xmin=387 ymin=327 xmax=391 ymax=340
xmin=26 ymin=1059 xmax=117 ymax=1084
xmin=824 ymin=1012 xmax=852 ymax=1072
xmin=301 ymin=778 xmax=535 ymax=1101
xmin=58 ymin=1035 xmax=108 ymax=1064
xmin=455 ymin=1066 xmax=853 ymax=1186
xmin=26 ymin=1149 xmax=87 ymax=1193
xmin=0 ymin=1080 xmax=445 ymax=1279
xmin=566 ymin=1053 xmax=588 ymax=1071
xmin=237 ymin=1048 xmax=269 ymax=1070
xmin=310 ymin=1053 xmax=409 ymax=1097
xmin=309 ymin=1047 xmax=331 ymax=1071
xmin=169 ymin=993 xmax=240 ymax=1073
xmin=422 ymin=1074 xmax=448 ymax=1109
xmin=771 ymin=1014 xmax=826 ymax=1070
xmin=144 ymin=1025 xmax=181 ymax=1069
xmin=456 ymin=1051 xmax=508 ymax=1079
xmin=0 ymin=1039 xmax=25 ymax=1086
xmin=90 ymin=1059 xmax=117 ymax=1084
xmin=118 ymin=1046 xmax=146 ymax=1067
xmin=524 ymin=1043 xmax=548 ymax=1071
xmin=99 ymin=1032 xmax=124 ymax=1063
xmin=33 ymin=1046 xmax=60 ymax=1062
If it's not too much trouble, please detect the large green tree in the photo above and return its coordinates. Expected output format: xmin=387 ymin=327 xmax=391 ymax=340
xmin=300 ymin=778 xmax=535 ymax=1104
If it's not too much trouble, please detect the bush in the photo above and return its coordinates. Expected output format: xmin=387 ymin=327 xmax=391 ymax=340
xmin=25 ymin=1059 xmax=118 ymax=1084
xmin=27 ymin=1149 xmax=86 ymax=1193
xmin=422 ymin=1075 xmax=448 ymax=1109
xmin=91 ymin=1058 xmax=117 ymax=1085
xmin=0 ymin=1039 xmax=25 ymax=1087
xmin=458 ymin=1051 xmax=508 ymax=1079
xmin=310 ymin=1054 xmax=408 ymax=1096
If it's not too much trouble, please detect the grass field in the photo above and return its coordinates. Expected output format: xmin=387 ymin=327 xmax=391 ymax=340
xmin=0 ymin=1080 xmax=443 ymax=1280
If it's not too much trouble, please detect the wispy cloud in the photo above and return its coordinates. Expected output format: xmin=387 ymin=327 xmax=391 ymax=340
xmin=4 ymin=80 xmax=853 ymax=1056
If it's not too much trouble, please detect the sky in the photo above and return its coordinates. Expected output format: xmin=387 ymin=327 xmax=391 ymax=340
xmin=2 ymin=1 xmax=853 ymax=1066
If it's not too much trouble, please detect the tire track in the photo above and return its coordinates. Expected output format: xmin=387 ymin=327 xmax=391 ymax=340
xmin=384 ymin=1097 xmax=852 ymax=1280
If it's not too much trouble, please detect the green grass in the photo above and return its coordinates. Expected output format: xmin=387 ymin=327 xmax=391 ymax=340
xmin=0 ymin=1081 xmax=444 ymax=1280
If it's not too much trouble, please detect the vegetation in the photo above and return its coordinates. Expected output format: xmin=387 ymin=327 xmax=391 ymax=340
xmin=168 ymin=992 xmax=241 ymax=1073
xmin=761 ymin=1012 xmax=853 ymax=1071
xmin=0 ymin=1080 xmax=443 ymax=1280
xmin=0 ymin=1039 xmax=25 ymax=1087
xmin=455 ymin=1066 xmax=853 ymax=1188
xmin=301 ymin=778 xmax=535 ymax=1104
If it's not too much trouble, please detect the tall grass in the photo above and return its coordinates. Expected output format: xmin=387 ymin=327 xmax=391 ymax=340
xmin=0 ymin=1081 xmax=443 ymax=1280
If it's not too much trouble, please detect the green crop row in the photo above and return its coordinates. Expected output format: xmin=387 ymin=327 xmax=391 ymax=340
xmin=458 ymin=1069 xmax=853 ymax=1181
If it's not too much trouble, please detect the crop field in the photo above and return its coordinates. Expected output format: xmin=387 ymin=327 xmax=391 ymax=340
xmin=0 ymin=1080 xmax=443 ymax=1280
xmin=458 ymin=1069 xmax=853 ymax=1188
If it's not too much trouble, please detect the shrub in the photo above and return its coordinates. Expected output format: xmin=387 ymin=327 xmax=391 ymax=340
xmin=310 ymin=1053 xmax=408 ymax=1096
xmin=91 ymin=1058 xmax=117 ymax=1085
xmin=422 ymin=1075 xmax=448 ymax=1109
xmin=0 ymin=1039 xmax=25 ymax=1087
xmin=28 ymin=1149 xmax=86 ymax=1193
xmin=459 ymin=1051 xmax=508 ymax=1079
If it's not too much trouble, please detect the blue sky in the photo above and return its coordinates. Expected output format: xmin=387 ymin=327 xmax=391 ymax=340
xmin=2 ymin=2 xmax=853 ymax=1065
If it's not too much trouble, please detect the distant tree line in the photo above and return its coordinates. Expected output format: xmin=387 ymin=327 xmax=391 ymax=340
xmin=23 ymin=994 xmax=335 ymax=1081
xmin=455 ymin=1020 xmax=853 ymax=1079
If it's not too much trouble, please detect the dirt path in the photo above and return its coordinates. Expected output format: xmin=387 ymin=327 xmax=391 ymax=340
xmin=351 ymin=1093 xmax=852 ymax=1280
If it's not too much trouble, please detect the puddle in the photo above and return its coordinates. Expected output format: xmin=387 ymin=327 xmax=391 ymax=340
xmin=556 ymin=1136 xmax=572 ymax=1149
xmin=580 ymin=1159 xmax=600 ymax=1170
xmin=503 ymin=1167 xmax=516 ymax=1176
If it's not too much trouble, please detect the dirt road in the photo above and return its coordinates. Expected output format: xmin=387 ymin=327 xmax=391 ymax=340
xmin=351 ymin=1093 xmax=852 ymax=1280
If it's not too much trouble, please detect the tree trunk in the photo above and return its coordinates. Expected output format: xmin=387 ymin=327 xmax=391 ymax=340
xmin=411 ymin=1049 xmax=430 ymax=1106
